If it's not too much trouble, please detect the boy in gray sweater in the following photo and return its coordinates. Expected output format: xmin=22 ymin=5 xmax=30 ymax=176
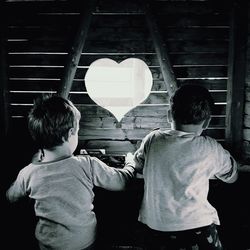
xmin=6 ymin=95 xmax=135 ymax=250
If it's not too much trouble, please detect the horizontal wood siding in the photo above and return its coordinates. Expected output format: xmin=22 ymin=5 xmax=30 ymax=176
xmin=5 ymin=0 xmax=230 ymax=154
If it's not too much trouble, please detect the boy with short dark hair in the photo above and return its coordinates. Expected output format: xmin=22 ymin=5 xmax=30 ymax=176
xmin=133 ymin=84 xmax=238 ymax=250
xmin=6 ymin=95 xmax=135 ymax=250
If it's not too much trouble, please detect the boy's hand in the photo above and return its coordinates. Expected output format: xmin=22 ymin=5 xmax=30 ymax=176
xmin=237 ymin=164 xmax=250 ymax=172
xmin=125 ymin=152 xmax=135 ymax=166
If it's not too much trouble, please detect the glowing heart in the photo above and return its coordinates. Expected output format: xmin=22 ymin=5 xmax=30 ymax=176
xmin=85 ymin=58 xmax=153 ymax=122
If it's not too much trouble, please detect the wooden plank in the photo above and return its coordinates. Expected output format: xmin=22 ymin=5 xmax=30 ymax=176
xmin=9 ymin=97 xmax=226 ymax=117
xmin=155 ymin=13 xmax=229 ymax=27
xmin=94 ymin=0 xmax=228 ymax=15
xmin=80 ymin=53 xmax=228 ymax=66
xmin=152 ymin=1 xmax=230 ymax=15
xmin=7 ymin=15 xmax=80 ymax=26
xmin=9 ymin=67 xmax=63 ymax=78
xmin=8 ymin=78 xmax=166 ymax=92
xmin=78 ymin=105 xmax=170 ymax=117
xmin=8 ymin=78 xmax=228 ymax=94
xmin=145 ymin=1 xmax=178 ymax=96
xmin=0 ymin=2 xmax=9 ymax=138
xmin=79 ymin=66 xmax=229 ymax=80
xmin=8 ymin=92 xmax=170 ymax=105
xmin=57 ymin=0 xmax=96 ymax=98
xmin=160 ymin=28 xmax=229 ymax=41
xmin=8 ymin=53 xmax=159 ymax=66
xmin=79 ymin=116 xmax=170 ymax=129
xmin=87 ymin=27 xmax=149 ymax=41
xmin=7 ymin=26 xmax=76 ymax=40
xmin=79 ymin=54 xmax=159 ymax=67
xmin=9 ymin=79 xmax=62 ymax=91
xmin=78 ymin=127 xmax=225 ymax=141
xmin=177 ymin=79 xmax=228 ymax=91
xmin=9 ymin=104 xmax=170 ymax=117
xmin=173 ymin=66 xmax=228 ymax=78
xmin=8 ymin=54 xmax=67 ymax=66
xmin=7 ymin=40 xmax=154 ymax=53
xmin=7 ymin=39 xmax=228 ymax=54
xmin=7 ymin=52 xmax=228 ymax=67
xmin=94 ymin=0 xmax=144 ymax=14
xmin=226 ymin=0 xmax=247 ymax=158
xmin=7 ymin=41 xmax=69 ymax=53
xmin=170 ymin=53 xmax=228 ymax=65
xmin=10 ymin=104 xmax=169 ymax=118
xmin=5 ymin=1 xmax=82 ymax=13
xmin=20 ymin=39 xmax=227 ymax=54
xmin=77 ymin=140 xmax=139 ymax=155
xmin=8 ymin=65 xmax=227 ymax=79
xmin=78 ymin=128 xmax=156 ymax=140
xmin=91 ymin=14 xmax=146 ymax=28
xmin=167 ymin=41 xmax=228 ymax=53
xmin=91 ymin=13 xmax=229 ymax=28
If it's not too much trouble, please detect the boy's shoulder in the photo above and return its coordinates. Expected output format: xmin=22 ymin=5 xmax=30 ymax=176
xmin=145 ymin=128 xmax=170 ymax=141
xmin=200 ymin=135 xmax=219 ymax=143
xmin=147 ymin=127 xmax=161 ymax=137
xmin=149 ymin=127 xmax=172 ymax=135
xmin=151 ymin=127 xmax=160 ymax=132
xmin=198 ymin=135 xmax=225 ymax=151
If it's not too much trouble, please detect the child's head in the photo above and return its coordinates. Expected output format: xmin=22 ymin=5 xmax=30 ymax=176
xmin=28 ymin=95 xmax=81 ymax=150
xmin=170 ymin=84 xmax=214 ymax=125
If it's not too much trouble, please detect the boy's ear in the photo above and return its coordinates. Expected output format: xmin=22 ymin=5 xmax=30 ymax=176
xmin=202 ymin=118 xmax=211 ymax=129
xmin=68 ymin=127 xmax=75 ymax=137
xmin=167 ymin=109 xmax=173 ymax=123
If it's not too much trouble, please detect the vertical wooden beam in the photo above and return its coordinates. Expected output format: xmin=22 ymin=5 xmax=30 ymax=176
xmin=226 ymin=0 xmax=248 ymax=158
xmin=145 ymin=2 xmax=178 ymax=97
xmin=0 ymin=2 xmax=9 ymax=139
xmin=58 ymin=0 xmax=97 ymax=98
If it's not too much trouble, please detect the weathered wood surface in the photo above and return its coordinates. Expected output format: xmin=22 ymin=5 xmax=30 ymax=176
xmin=226 ymin=0 xmax=247 ymax=157
xmin=0 ymin=3 xmax=9 ymax=138
xmin=58 ymin=0 xmax=97 ymax=98
xmin=9 ymin=79 xmax=227 ymax=92
xmin=8 ymin=53 xmax=228 ymax=66
xmin=145 ymin=1 xmax=177 ymax=96
xmin=8 ymin=66 xmax=228 ymax=80
xmin=5 ymin=0 xmax=232 ymax=152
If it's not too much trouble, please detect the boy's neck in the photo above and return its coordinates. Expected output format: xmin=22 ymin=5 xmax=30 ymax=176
xmin=172 ymin=122 xmax=204 ymax=135
xmin=38 ymin=143 xmax=72 ymax=163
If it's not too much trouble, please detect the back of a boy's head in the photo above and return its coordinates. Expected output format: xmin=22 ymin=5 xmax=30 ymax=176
xmin=171 ymin=84 xmax=214 ymax=125
xmin=28 ymin=95 xmax=80 ymax=149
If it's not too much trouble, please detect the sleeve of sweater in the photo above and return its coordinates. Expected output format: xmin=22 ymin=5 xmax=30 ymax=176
xmin=6 ymin=169 xmax=27 ymax=203
xmin=213 ymin=142 xmax=238 ymax=183
xmin=90 ymin=156 xmax=135 ymax=191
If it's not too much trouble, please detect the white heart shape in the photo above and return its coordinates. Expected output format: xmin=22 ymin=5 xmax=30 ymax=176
xmin=85 ymin=58 xmax=153 ymax=122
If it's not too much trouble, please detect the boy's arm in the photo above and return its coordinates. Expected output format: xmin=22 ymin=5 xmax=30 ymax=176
xmin=214 ymin=150 xmax=238 ymax=183
xmin=90 ymin=155 xmax=135 ymax=191
xmin=6 ymin=181 xmax=26 ymax=203
xmin=6 ymin=171 xmax=27 ymax=203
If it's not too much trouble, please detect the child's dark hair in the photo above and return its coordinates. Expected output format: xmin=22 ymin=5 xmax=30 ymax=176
xmin=171 ymin=84 xmax=214 ymax=125
xmin=28 ymin=95 xmax=81 ymax=149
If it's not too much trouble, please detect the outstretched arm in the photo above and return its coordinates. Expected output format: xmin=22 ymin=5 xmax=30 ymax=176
xmin=90 ymin=155 xmax=135 ymax=191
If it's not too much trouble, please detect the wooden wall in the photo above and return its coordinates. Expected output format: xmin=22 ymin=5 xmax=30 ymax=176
xmin=2 ymin=0 xmax=235 ymax=157
xmin=243 ymin=3 xmax=250 ymax=162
